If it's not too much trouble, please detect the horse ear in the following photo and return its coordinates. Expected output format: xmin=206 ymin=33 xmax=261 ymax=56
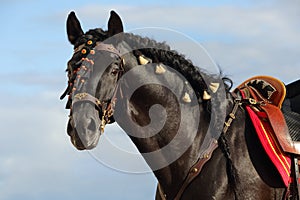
xmin=108 ymin=10 xmax=124 ymax=37
xmin=66 ymin=11 xmax=84 ymax=45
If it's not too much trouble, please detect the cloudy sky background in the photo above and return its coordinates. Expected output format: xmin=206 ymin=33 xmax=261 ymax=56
xmin=1 ymin=0 xmax=300 ymax=199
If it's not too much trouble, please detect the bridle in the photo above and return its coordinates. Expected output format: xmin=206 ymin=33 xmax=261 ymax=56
xmin=61 ymin=41 xmax=124 ymax=133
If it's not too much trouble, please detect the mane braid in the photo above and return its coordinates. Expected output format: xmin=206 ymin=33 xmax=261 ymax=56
xmin=218 ymin=133 xmax=241 ymax=199
xmin=122 ymin=33 xmax=219 ymax=99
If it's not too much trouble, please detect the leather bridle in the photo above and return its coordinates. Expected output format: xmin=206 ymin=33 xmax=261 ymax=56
xmin=62 ymin=41 xmax=124 ymax=133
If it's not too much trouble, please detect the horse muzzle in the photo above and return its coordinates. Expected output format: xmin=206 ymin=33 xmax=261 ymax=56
xmin=67 ymin=110 xmax=102 ymax=150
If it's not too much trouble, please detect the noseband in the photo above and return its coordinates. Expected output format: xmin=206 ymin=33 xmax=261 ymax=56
xmin=63 ymin=42 xmax=124 ymax=133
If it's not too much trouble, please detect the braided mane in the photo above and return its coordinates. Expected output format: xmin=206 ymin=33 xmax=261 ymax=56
xmin=121 ymin=33 xmax=232 ymax=99
xmin=119 ymin=33 xmax=238 ymax=193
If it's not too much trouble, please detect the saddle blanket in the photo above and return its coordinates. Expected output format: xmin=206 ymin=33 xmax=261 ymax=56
xmin=243 ymin=98 xmax=291 ymax=187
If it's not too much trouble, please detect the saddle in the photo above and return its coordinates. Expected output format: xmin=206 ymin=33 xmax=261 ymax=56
xmin=237 ymin=75 xmax=300 ymax=155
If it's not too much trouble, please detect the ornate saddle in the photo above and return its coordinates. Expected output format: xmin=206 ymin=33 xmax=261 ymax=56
xmin=237 ymin=76 xmax=300 ymax=155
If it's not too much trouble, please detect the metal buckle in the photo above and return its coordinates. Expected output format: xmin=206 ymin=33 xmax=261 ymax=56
xmin=249 ymin=98 xmax=257 ymax=105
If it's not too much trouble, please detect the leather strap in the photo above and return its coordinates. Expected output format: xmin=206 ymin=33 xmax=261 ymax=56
xmin=173 ymin=139 xmax=218 ymax=200
xmin=158 ymin=97 xmax=242 ymax=200
xmin=261 ymin=103 xmax=300 ymax=154
xmin=72 ymin=92 xmax=102 ymax=109
xmin=157 ymin=139 xmax=218 ymax=200
xmin=94 ymin=43 xmax=122 ymax=58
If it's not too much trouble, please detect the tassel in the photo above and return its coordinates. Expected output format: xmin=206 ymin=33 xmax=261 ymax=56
xmin=155 ymin=64 xmax=166 ymax=74
xmin=182 ymin=92 xmax=191 ymax=103
xmin=203 ymin=90 xmax=211 ymax=100
xmin=209 ymin=82 xmax=220 ymax=93
xmin=138 ymin=55 xmax=150 ymax=65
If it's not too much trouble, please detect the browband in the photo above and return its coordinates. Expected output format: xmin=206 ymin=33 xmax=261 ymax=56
xmin=94 ymin=43 xmax=122 ymax=58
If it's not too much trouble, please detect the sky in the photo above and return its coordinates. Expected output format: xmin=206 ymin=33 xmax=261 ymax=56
xmin=1 ymin=0 xmax=300 ymax=200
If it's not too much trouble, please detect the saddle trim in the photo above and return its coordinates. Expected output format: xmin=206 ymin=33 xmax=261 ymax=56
xmin=237 ymin=76 xmax=300 ymax=155
xmin=237 ymin=75 xmax=286 ymax=109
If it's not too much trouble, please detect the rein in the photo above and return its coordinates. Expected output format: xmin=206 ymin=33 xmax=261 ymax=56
xmin=158 ymin=93 xmax=243 ymax=200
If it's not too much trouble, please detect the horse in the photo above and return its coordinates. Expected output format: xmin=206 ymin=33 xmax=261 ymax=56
xmin=61 ymin=10 xmax=300 ymax=199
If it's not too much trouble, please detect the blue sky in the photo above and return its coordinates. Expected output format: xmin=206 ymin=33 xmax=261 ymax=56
xmin=1 ymin=1 xmax=300 ymax=200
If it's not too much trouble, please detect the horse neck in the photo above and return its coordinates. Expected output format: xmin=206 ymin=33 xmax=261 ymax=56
xmin=124 ymin=85 xmax=210 ymax=197
xmin=115 ymin=36 xmax=230 ymax=198
xmin=115 ymin=71 xmax=213 ymax=198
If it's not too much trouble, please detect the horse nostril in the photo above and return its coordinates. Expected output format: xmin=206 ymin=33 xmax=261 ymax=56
xmin=87 ymin=118 xmax=97 ymax=131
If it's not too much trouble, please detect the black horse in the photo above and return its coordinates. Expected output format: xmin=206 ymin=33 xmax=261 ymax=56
xmin=61 ymin=10 xmax=300 ymax=199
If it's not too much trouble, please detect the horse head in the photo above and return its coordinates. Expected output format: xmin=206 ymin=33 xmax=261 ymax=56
xmin=62 ymin=11 xmax=125 ymax=150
